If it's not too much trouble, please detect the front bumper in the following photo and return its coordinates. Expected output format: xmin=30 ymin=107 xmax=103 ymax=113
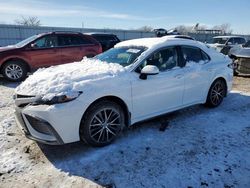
xmin=13 ymin=94 xmax=88 ymax=145
xmin=15 ymin=106 xmax=64 ymax=145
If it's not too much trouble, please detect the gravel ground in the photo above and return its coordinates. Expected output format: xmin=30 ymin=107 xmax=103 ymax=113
xmin=0 ymin=76 xmax=250 ymax=188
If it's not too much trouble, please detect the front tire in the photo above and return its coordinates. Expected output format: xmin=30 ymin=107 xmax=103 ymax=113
xmin=2 ymin=60 xmax=28 ymax=82
xmin=205 ymin=79 xmax=226 ymax=107
xmin=80 ymin=100 xmax=125 ymax=147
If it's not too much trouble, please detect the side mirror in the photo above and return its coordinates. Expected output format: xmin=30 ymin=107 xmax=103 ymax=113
xmin=30 ymin=43 xmax=37 ymax=48
xmin=226 ymin=42 xmax=232 ymax=46
xmin=139 ymin=65 xmax=159 ymax=80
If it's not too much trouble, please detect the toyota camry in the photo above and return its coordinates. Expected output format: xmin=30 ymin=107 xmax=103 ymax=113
xmin=14 ymin=36 xmax=233 ymax=147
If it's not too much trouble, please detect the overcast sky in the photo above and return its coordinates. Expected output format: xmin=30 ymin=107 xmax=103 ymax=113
xmin=0 ymin=0 xmax=249 ymax=34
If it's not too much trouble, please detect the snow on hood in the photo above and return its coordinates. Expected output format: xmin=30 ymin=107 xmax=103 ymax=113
xmin=15 ymin=58 xmax=126 ymax=99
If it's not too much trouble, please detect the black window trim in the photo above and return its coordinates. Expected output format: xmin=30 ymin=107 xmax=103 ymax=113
xmin=57 ymin=34 xmax=95 ymax=48
xmin=27 ymin=34 xmax=59 ymax=50
xmin=180 ymin=45 xmax=211 ymax=66
xmin=133 ymin=45 xmax=182 ymax=73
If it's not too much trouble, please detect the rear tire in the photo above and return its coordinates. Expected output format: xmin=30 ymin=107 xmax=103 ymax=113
xmin=205 ymin=79 xmax=226 ymax=108
xmin=80 ymin=100 xmax=125 ymax=147
xmin=2 ymin=60 xmax=28 ymax=82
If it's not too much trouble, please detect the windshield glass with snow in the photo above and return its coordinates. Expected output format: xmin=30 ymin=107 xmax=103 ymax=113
xmin=96 ymin=46 xmax=146 ymax=67
xmin=213 ymin=38 xmax=229 ymax=44
xmin=15 ymin=35 xmax=39 ymax=47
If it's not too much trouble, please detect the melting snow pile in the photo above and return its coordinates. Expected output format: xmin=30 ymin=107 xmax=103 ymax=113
xmin=15 ymin=58 xmax=126 ymax=99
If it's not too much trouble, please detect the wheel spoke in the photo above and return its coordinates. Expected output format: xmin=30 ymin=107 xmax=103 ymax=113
xmin=92 ymin=128 xmax=103 ymax=137
xmin=106 ymin=127 xmax=116 ymax=136
xmin=94 ymin=115 xmax=103 ymax=124
xmin=106 ymin=128 xmax=109 ymax=142
xmin=97 ymin=128 xmax=104 ymax=142
xmin=107 ymin=110 xmax=113 ymax=122
xmin=104 ymin=109 xmax=108 ymax=122
xmin=109 ymin=115 xmax=120 ymax=124
xmin=90 ymin=123 xmax=102 ymax=127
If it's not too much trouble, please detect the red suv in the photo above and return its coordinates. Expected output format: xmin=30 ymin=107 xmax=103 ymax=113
xmin=0 ymin=31 xmax=102 ymax=81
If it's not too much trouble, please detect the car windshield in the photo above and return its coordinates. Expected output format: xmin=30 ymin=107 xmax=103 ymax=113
xmin=15 ymin=35 xmax=40 ymax=47
xmin=95 ymin=46 xmax=146 ymax=67
xmin=213 ymin=38 xmax=229 ymax=44
xmin=244 ymin=41 xmax=250 ymax=48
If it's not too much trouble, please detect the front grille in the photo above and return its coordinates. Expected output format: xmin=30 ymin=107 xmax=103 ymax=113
xmin=16 ymin=94 xmax=35 ymax=99
xmin=238 ymin=58 xmax=250 ymax=74
xmin=25 ymin=115 xmax=52 ymax=135
xmin=15 ymin=94 xmax=38 ymax=108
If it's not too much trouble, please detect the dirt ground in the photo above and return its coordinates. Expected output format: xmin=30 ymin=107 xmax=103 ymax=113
xmin=0 ymin=76 xmax=250 ymax=188
xmin=233 ymin=76 xmax=250 ymax=92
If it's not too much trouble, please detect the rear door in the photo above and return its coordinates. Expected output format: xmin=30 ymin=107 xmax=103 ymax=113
xmin=25 ymin=34 xmax=61 ymax=68
xmin=58 ymin=34 xmax=83 ymax=64
xmin=180 ymin=45 xmax=212 ymax=105
xmin=93 ymin=35 xmax=119 ymax=51
xmin=58 ymin=34 xmax=97 ymax=64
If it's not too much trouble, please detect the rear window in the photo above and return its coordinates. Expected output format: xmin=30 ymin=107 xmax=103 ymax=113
xmin=213 ymin=38 xmax=229 ymax=44
xmin=92 ymin=35 xmax=118 ymax=42
xmin=244 ymin=41 xmax=250 ymax=48
xmin=234 ymin=38 xmax=246 ymax=45
xmin=58 ymin=35 xmax=93 ymax=46
xmin=181 ymin=46 xmax=210 ymax=63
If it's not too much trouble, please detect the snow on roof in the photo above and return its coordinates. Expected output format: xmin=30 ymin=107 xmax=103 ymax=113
xmin=213 ymin=36 xmax=244 ymax=39
xmin=115 ymin=36 xmax=206 ymax=52
xmin=115 ymin=37 xmax=165 ymax=49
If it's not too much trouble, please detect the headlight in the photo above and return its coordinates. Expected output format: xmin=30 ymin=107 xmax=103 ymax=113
xmin=36 ymin=91 xmax=82 ymax=105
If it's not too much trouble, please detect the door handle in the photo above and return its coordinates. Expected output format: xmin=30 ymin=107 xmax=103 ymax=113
xmin=174 ymin=74 xmax=183 ymax=79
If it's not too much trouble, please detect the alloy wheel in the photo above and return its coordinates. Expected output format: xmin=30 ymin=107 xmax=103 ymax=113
xmin=5 ymin=64 xmax=23 ymax=80
xmin=89 ymin=107 xmax=121 ymax=144
xmin=210 ymin=81 xmax=225 ymax=106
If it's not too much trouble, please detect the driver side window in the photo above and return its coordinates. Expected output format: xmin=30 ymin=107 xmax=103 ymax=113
xmin=34 ymin=35 xmax=57 ymax=48
xmin=137 ymin=47 xmax=178 ymax=72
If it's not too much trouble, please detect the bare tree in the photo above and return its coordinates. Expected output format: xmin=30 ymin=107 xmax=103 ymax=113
xmin=137 ymin=26 xmax=153 ymax=32
xmin=175 ymin=25 xmax=193 ymax=35
xmin=176 ymin=23 xmax=232 ymax=34
xmin=15 ymin=16 xmax=41 ymax=26
xmin=212 ymin=23 xmax=233 ymax=34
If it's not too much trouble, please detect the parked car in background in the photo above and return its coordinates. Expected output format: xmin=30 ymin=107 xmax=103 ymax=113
xmin=154 ymin=28 xmax=180 ymax=37
xmin=0 ymin=31 xmax=102 ymax=81
xmin=208 ymin=36 xmax=246 ymax=55
xmin=229 ymin=40 xmax=250 ymax=75
xmin=14 ymin=36 xmax=233 ymax=146
xmin=85 ymin=33 xmax=120 ymax=51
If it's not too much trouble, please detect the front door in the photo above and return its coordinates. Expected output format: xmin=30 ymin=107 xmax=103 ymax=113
xmin=26 ymin=34 xmax=61 ymax=69
xmin=131 ymin=47 xmax=185 ymax=122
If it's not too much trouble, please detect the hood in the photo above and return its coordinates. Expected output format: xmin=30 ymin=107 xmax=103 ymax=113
xmin=15 ymin=58 xmax=127 ymax=99
xmin=230 ymin=48 xmax=250 ymax=58
xmin=0 ymin=45 xmax=17 ymax=52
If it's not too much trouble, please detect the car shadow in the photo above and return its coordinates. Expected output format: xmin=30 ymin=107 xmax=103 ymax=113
xmin=0 ymin=77 xmax=21 ymax=88
xmin=37 ymin=92 xmax=250 ymax=187
xmin=235 ymin=74 xmax=250 ymax=78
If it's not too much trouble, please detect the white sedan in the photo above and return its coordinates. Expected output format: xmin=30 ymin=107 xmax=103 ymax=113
xmin=14 ymin=36 xmax=233 ymax=146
